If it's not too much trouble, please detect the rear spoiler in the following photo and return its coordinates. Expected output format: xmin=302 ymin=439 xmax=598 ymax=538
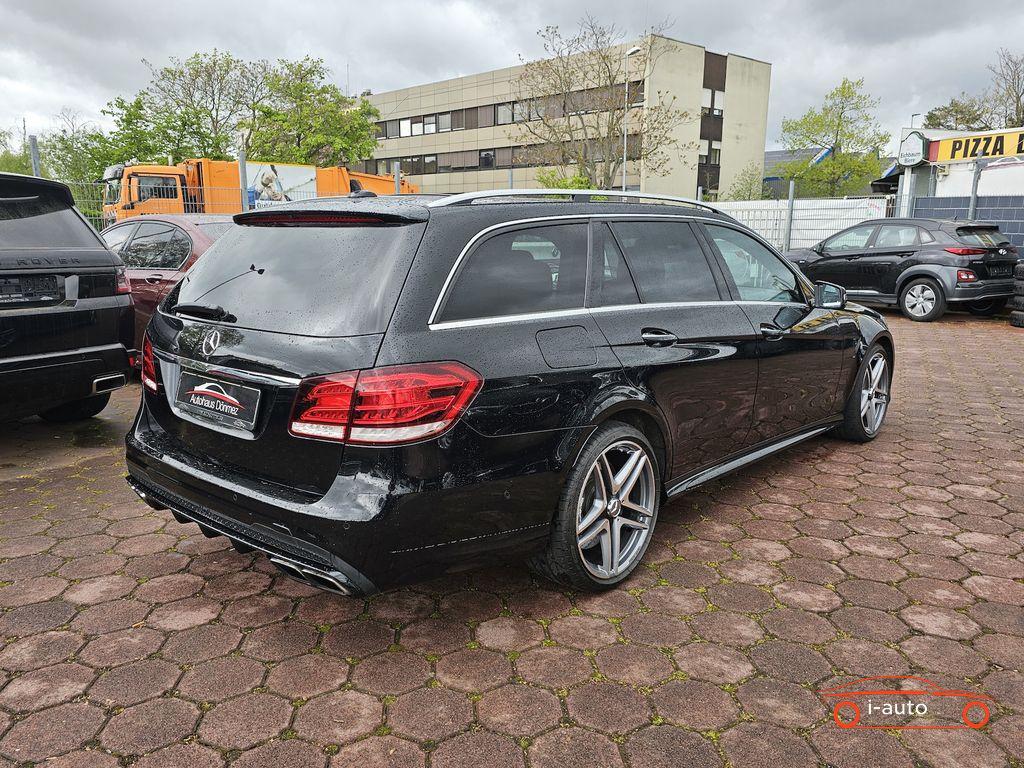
xmin=234 ymin=199 xmax=430 ymax=227
xmin=0 ymin=173 xmax=75 ymax=207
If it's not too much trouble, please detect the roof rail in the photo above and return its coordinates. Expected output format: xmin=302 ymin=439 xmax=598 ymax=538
xmin=426 ymin=188 xmax=724 ymax=215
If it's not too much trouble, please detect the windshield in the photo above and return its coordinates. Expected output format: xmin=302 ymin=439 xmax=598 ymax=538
xmin=103 ymin=178 xmax=122 ymax=205
xmin=171 ymin=221 xmax=425 ymax=337
xmin=956 ymin=227 xmax=1009 ymax=247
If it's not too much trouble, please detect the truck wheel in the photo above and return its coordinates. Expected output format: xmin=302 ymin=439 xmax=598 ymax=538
xmin=967 ymin=298 xmax=1007 ymax=316
xmin=1011 ymin=311 xmax=1024 ymax=328
xmin=899 ymin=278 xmax=946 ymax=322
xmin=38 ymin=393 xmax=111 ymax=423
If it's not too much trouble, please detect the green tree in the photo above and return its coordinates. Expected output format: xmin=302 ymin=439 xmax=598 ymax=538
xmin=721 ymin=161 xmax=770 ymax=201
xmin=923 ymin=92 xmax=994 ymax=131
xmin=535 ymin=168 xmax=592 ymax=188
xmin=249 ymin=57 xmax=379 ymax=166
xmin=0 ymin=127 xmax=33 ymax=175
xmin=776 ymin=78 xmax=887 ymax=198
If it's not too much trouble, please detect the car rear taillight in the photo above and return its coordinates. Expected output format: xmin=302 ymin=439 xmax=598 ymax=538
xmin=957 ymin=269 xmax=978 ymax=282
xmin=290 ymin=362 xmax=482 ymax=445
xmin=115 ymin=266 xmax=132 ymax=294
xmin=945 ymin=247 xmax=987 ymax=256
xmin=141 ymin=337 xmax=158 ymax=392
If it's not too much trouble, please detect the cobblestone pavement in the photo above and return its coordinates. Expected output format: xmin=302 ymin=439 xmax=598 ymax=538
xmin=1 ymin=312 xmax=1022 ymax=768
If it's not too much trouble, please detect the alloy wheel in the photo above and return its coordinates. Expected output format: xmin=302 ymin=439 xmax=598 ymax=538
xmin=576 ymin=439 xmax=656 ymax=580
xmin=860 ymin=351 xmax=890 ymax=435
xmin=904 ymin=284 xmax=936 ymax=317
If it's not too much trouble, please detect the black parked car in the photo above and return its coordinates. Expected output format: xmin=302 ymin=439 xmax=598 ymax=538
xmin=1 ymin=174 xmax=133 ymax=423
xmin=126 ymin=190 xmax=894 ymax=595
xmin=787 ymin=218 xmax=1019 ymax=322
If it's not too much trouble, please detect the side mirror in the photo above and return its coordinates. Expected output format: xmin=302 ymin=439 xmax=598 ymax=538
xmin=814 ymin=281 xmax=846 ymax=310
xmin=812 ymin=242 xmax=825 ymax=255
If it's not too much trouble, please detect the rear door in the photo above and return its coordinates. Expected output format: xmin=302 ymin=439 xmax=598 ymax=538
xmin=806 ymin=224 xmax=878 ymax=289
xmin=700 ymin=223 xmax=847 ymax=444
xmin=120 ymin=221 xmax=193 ymax=346
xmin=589 ymin=219 xmax=759 ymax=479
xmin=0 ymin=179 xmax=125 ymax=361
xmin=144 ymin=213 xmax=427 ymax=496
xmin=860 ymin=223 xmax=920 ymax=295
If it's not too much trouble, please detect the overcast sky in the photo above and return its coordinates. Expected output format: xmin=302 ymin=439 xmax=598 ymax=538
xmin=3 ymin=0 xmax=1022 ymax=152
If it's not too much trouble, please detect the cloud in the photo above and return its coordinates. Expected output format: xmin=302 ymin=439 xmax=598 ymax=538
xmin=1 ymin=0 xmax=1021 ymax=152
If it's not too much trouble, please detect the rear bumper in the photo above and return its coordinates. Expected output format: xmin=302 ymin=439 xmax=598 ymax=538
xmin=948 ymin=278 xmax=1015 ymax=302
xmin=0 ymin=343 xmax=132 ymax=421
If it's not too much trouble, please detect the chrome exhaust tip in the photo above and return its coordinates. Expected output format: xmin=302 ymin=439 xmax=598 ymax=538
xmin=92 ymin=373 xmax=127 ymax=394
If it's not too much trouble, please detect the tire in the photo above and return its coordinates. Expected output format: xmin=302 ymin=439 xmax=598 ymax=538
xmin=899 ymin=277 xmax=946 ymax=322
xmin=1014 ymin=262 xmax=1024 ymax=280
xmin=38 ymin=393 xmax=111 ymax=423
xmin=838 ymin=344 xmax=891 ymax=443
xmin=1010 ymin=295 xmax=1024 ymax=312
xmin=967 ymin=297 xmax=1007 ymax=316
xmin=529 ymin=422 xmax=661 ymax=591
xmin=1014 ymin=281 xmax=1024 ymax=296
xmin=1011 ymin=310 xmax=1024 ymax=328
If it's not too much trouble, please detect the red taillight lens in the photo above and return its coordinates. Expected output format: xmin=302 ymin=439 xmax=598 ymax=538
xmin=957 ymin=269 xmax=978 ymax=282
xmin=141 ymin=337 xmax=157 ymax=392
xmin=945 ymin=247 xmax=987 ymax=256
xmin=115 ymin=266 xmax=132 ymax=294
xmin=290 ymin=362 xmax=482 ymax=445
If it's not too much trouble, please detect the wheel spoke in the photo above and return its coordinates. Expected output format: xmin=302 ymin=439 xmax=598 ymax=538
xmin=621 ymin=496 xmax=653 ymax=517
xmin=579 ymin=517 xmax=608 ymax=551
xmin=860 ymin=390 xmax=872 ymax=416
xmin=610 ymin=448 xmax=642 ymax=495
xmin=606 ymin=518 xmax=622 ymax=575
xmin=599 ymin=521 xmax=614 ymax=575
xmin=619 ymin=515 xmax=649 ymax=531
xmin=618 ymin=451 xmax=649 ymax=500
xmin=577 ymin=497 xmax=605 ymax=536
xmin=870 ymin=359 xmax=885 ymax=389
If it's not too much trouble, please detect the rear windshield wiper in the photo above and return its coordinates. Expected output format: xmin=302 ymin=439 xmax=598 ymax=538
xmin=172 ymin=303 xmax=237 ymax=323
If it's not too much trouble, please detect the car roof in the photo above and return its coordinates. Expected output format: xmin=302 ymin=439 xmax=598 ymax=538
xmin=853 ymin=217 xmax=1000 ymax=230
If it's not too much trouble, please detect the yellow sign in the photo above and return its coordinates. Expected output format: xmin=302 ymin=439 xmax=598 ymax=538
xmin=934 ymin=129 xmax=1024 ymax=162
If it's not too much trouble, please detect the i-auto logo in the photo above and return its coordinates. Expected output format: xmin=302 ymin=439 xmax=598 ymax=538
xmin=819 ymin=676 xmax=993 ymax=730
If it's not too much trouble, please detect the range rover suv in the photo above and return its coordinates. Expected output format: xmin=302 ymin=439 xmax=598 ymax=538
xmin=1 ymin=173 xmax=134 ymax=423
xmin=787 ymin=218 xmax=1019 ymax=322
xmin=126 ymin=190 xmax=894 ymax=595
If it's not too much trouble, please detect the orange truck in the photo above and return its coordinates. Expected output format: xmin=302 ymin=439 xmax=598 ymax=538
xmin=100 ymin=158 xmax=416 ymax=226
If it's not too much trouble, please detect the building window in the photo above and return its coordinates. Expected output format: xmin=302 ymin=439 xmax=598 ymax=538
xmin=437 ymin=153 xmax=453 ymax=172
xmin=399 ymin=119 xmax=411 ymax=137
xmin=496 ymin=147 xmax=513 ymax=167
xmin=438 ymin=112 xmax=451 ymax=132
xmin=479 ymin=149 xmax=496 ymax=168
xmin=478 ymin=105 xmax=494 ymax=128
xmin=713 ymin=90 xmax=725 ymax=117
xmin=701 ymin=88 xmax=713 ymax=117
xmin=375 ymin=121 xmax=386 ymax=137
xmin=377 ymin=159 xmax=390 ymax=176
xmin=464 ymin=108 xmax=478 ymax=130
xmin=424 ymin=155 xmax=437 ymax=174
xmin=698 ymin=139 xmax=709 ymax=165
xmin=496 ymin=102 xmax=513 ymax=125
xmin=386 ymin=120 xmax=400 ymax=139
xmin=513 ymin=100 xmax=530 ymax=122
xmin=451 ymin=109 xmax=465 ymax=130
xmin=411 ymin=116 xmax=423 ymax=136
xmin=424 ymin=115 xmax=436 ymax=134
xmin=709 ymin=141 xmax=721 ymax=165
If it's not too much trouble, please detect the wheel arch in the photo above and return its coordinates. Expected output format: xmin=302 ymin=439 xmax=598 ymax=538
xmin=894 ymin=265 xmax=952 ymax=299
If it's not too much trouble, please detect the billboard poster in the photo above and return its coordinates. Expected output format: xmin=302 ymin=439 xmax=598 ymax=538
xmin=246 ymin=161 xmax=317 ymax=207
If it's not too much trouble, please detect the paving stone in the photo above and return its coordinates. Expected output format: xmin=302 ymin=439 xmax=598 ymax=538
xmin=266 ymin=653 xmax=349 ymax=698
xmin=100 ymin=697 xmax=198 ymax=754
xmin=294 ymin=689 xmax=380 ymax=744
xmin=0 ymin=702 xmax=105 ymax=763
xmin=653 ymin=678 xmax=738 ymax=729
xmin=0 ymin=662 xmax=94 ymax=710
xmin=721 ymin=722 xmax=817 ymax=768
xmin=626 ymin=726 xmax=722 ymax=768
xmin=750 ymin=640 xmax=831 ymax=683
xmin=595 ymin=642 xmax=674 ymax=686
xmin=477 ymin=683 xmax=563 ymax=736
xmin=176 ymin=654 xmax=267 ymax=701
xmin=79 ymin=627 xmax=165 ymax=667
xmin=351 ymin=650 xmax=432 ymax=695
xmin=900 ymin=605 xmax=981 ymax=640
xmin=476 ymin=616 xmax=545 ymax=651
xmin=436 ymin=647 xmax=512 ymax=691
xmin=197 ymin=692 xmax=292 ymax=750
xmin=389 ymin=685 xmax=472 ymax=740
xmin=134 ymin=743 xmax=225 ymax=768
xmin=88 ymin=658 xmax=181 ymax=706
xmin=332 ymin=736 xmax=423 ymax=768
xmin=736 ymin=677 xmax=825 ymax=727
xmin=811 ymin=725 xmax=915 ymax=768
xmin=673 ymin=642 xmax=754 ymax=684
xmin=567 ymin=681 xmax=651 ymax=732
xmin=232 ymin=740 xmax=327 ymax=768
xmin=529 ymin=727 xmax=620 ymax=768
xmin=435 ymin=730 xmax=524 ymax=768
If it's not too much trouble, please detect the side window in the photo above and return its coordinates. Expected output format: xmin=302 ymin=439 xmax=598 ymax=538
xmin=706 ymin=225 xmax=804 ymax=304
xmin=137 ymin=176 xmax=179 ymax=202
xmin=874 ymin=225 xmax=918 ymax=248
xmin=441 ymin=223 xmax=588 ymax=322
xmin=595 ymin=223 xmax=639 ymax=306
xmin=824 ymin=225 xmax=876 ymax=251
xmin=917 ymin=228 xmax=935 ymax=244
xmin=101 ymin=224 xmax=136 ymax=254
xmin=121 ymin=222 xmax=189 ymax=269
xmin=609 ymin=221 xmax=720 ymax=303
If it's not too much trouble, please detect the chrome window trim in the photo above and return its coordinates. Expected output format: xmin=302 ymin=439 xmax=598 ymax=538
xmin=153 ymin=349 xmax=301 ymax=386
xmin=428 ymin=213 xmax=731 ymax=328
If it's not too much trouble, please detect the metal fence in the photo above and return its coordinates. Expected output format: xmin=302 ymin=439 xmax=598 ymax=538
xmin=912 ymin=195 xmax=1024 ymax=247
xmin=64 ymin=182 xmax=318 ymax=232
xmin=714 ymin=196 xmax=892 ymax=251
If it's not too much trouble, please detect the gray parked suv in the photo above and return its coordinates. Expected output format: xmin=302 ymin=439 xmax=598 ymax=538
xmin=786 ymin=218 xmax=1020 ymax=321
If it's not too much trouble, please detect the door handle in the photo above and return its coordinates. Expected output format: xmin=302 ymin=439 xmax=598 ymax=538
xmin=144 ymin=275 xmax=164 ymax=284
xmin=759 ymin=323 xmax=791 ymax=341
xmin=641 ymin=329 xmax=678 ymax=347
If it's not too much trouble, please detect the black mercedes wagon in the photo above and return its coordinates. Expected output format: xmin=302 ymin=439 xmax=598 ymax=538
xmin=126 ymin=190 xmax=894 ymax=594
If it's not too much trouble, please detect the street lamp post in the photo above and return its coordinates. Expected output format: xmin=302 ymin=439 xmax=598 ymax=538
xmin=622 ymin=45 xmax=642 ymax=192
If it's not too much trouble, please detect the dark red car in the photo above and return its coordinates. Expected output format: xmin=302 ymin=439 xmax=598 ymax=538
xmin=100 ymin=214 xmax=234 ymax=351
